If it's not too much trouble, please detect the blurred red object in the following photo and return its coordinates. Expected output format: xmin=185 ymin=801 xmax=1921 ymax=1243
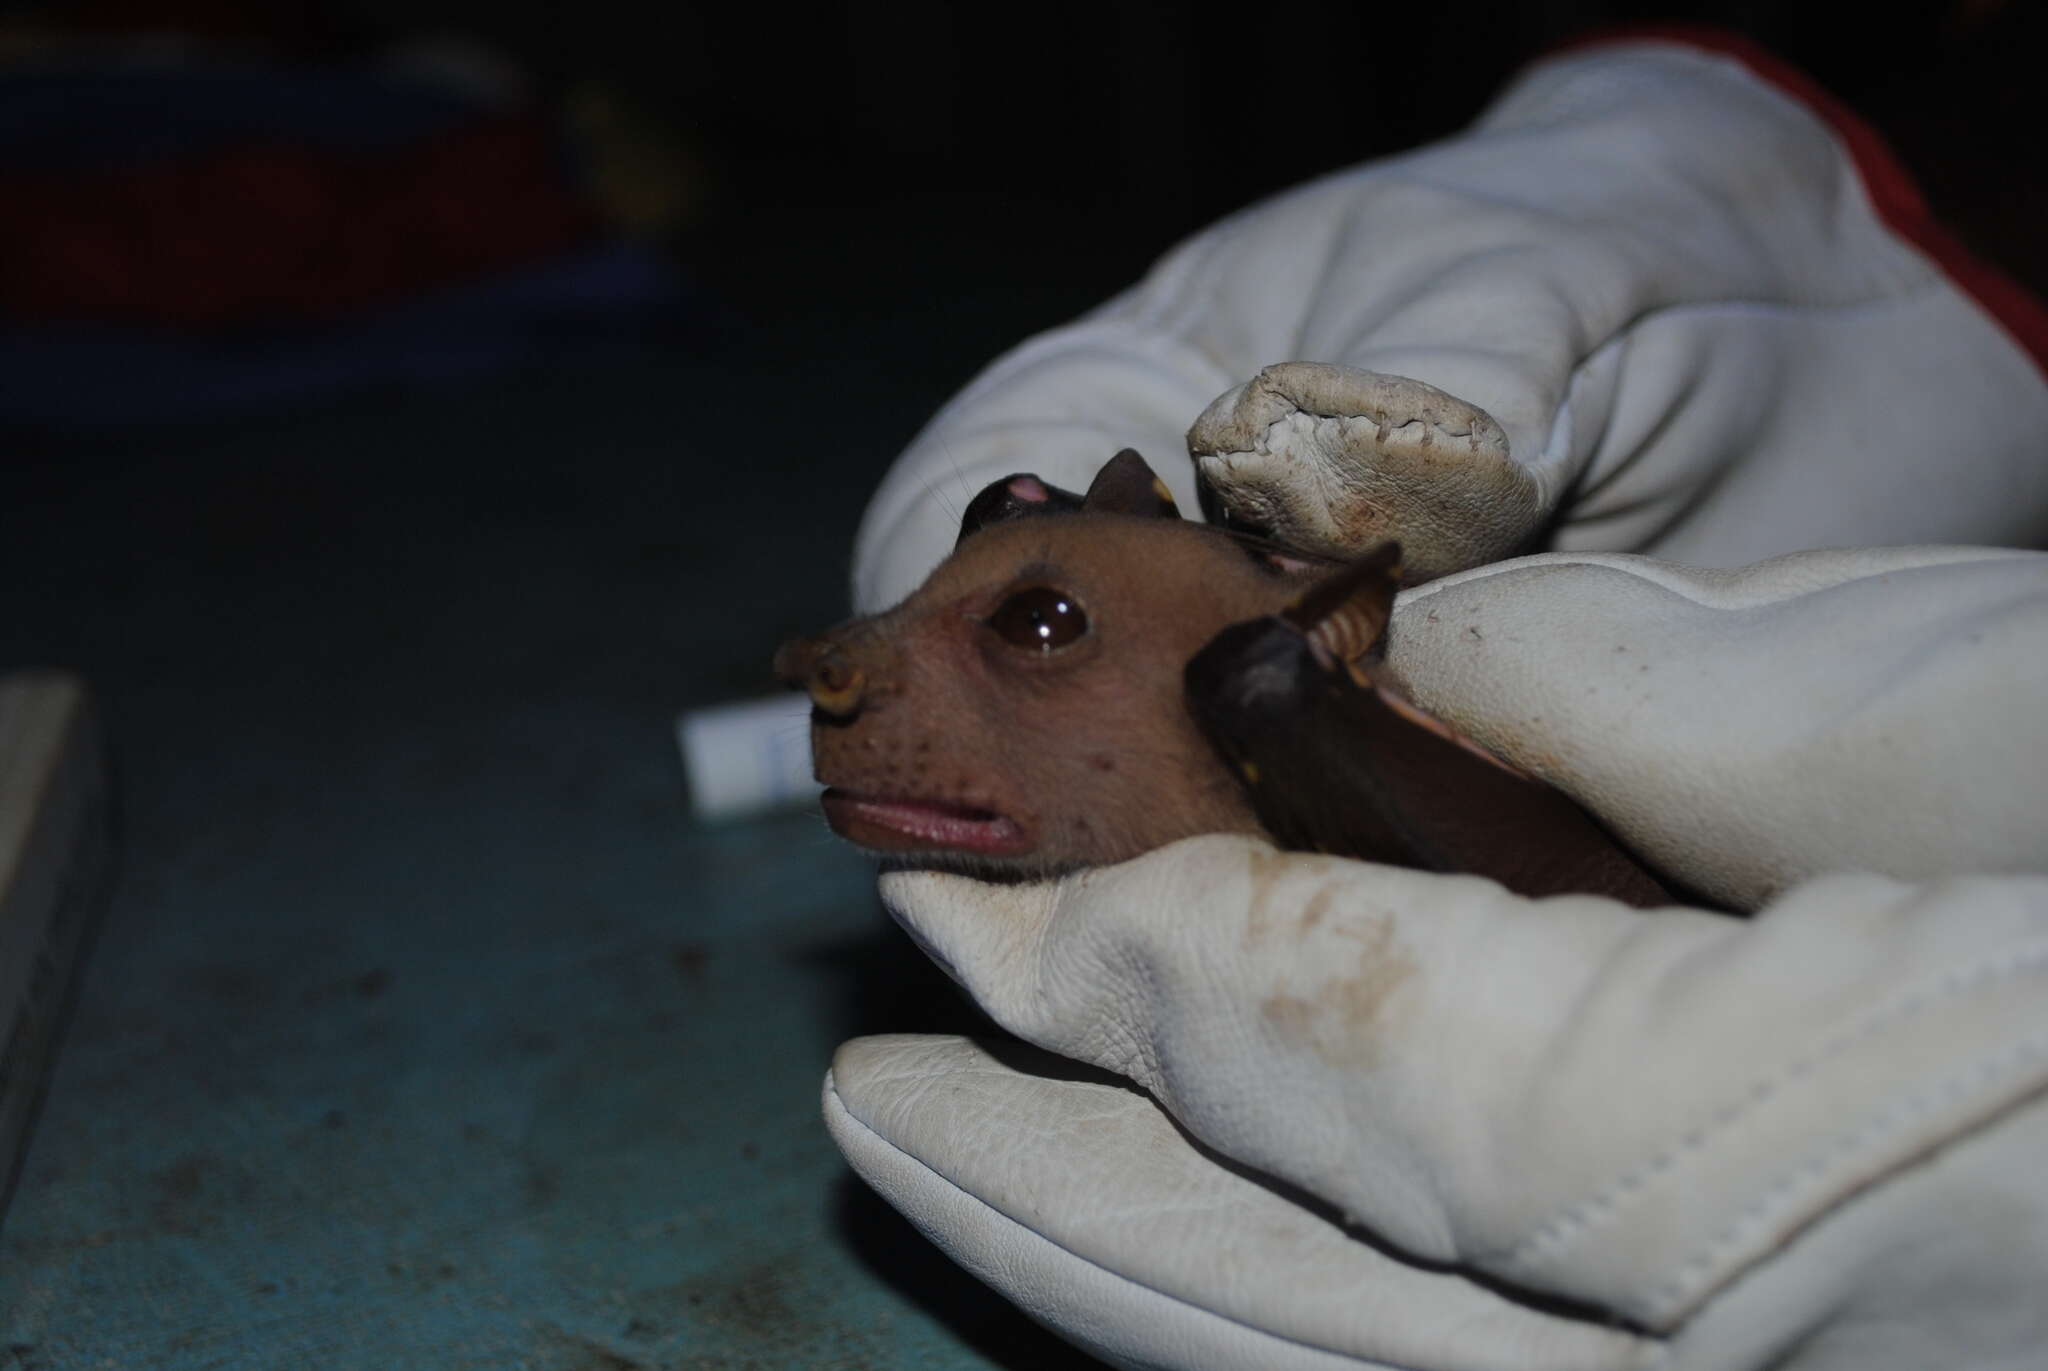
xmin=1 ymin=115 xmax=594 ymax=329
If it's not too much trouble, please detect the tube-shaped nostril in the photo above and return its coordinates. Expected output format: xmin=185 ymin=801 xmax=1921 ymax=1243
xmin=808 ymin=650 xmax=865 ymax=718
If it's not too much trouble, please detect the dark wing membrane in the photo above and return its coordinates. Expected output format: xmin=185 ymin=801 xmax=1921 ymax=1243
xmin=1185 ymin=618 xmax=1417 ymax=865
xmin=1184 ymin=617 xmax=1675 ymax=909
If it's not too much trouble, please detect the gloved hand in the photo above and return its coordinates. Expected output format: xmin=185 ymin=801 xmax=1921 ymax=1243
xmin=829 ymin=28 xmax=2048 ymax=1371
xmin=824 ymin=547 xmax=2048 ymax=1371
xmin=851 ymin=34 xmax=2047 ymax=610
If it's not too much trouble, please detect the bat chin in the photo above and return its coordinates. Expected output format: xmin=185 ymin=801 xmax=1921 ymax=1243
xmin=821 ymin=788 xmax=1035 ymax=861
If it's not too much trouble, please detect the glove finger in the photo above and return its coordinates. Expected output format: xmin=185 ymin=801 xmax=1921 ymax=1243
xmin=879 ymin=866 xmax=1068 ymax=1029
xmin=1188 ymin=362 xmax=1540 ymax=581
xmin=887 ymin=837 xmax=1332 ymax=1088
xmin=825 ymin=1033 xmax=1651 ymax=1371
xmin=1384 ymin=547 xmax=2048 ymax=909
xmin=882 ymin=844 xmax=2048 ymax=1340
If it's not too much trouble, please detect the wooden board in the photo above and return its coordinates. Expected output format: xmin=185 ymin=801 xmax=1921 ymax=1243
xmin=0 ymin=673 xmax=110 ymax=1227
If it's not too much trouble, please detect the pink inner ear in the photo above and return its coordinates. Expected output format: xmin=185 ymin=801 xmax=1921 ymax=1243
xmin=1008 ymin=476 xmax=1051 ymax=503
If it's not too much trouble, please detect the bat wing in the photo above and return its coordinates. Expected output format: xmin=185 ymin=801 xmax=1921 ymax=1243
xmin=1184 ymin=548 xmax=1676 ymax=910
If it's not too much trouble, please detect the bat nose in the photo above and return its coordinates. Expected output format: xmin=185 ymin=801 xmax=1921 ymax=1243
xmin=807 ymin=649 xmax=865 ymax=718
xmin=772 ymin=635 xmax=868 ymax=719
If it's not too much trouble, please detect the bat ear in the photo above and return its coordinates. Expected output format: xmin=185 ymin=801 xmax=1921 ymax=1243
xmin=1282 ymin=542 xmax=1402 ymax=666
xmin=955 ymin=472 xmax=1086 ymax=546
xmin=954 ymin=450 xmax=1180 ymax=547
xmin=1082 ymin=449 xmax=1182 ymax=519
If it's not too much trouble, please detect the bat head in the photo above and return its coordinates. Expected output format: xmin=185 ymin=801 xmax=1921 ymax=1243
xmin=774 ymin=450 xmax=1341 ymax=876
xmin=778 ymin=451 xmax=1674 ymax=905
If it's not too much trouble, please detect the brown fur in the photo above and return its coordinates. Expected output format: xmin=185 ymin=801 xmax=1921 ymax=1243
xmin=776 ymin=511 xmax=1324 ymax=877
xmin=778 ymin=453 xmax=1675 ymax=908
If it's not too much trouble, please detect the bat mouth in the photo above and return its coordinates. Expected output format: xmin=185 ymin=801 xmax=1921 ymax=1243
xmin=821 ymin=789 xmax=1032 ymax=858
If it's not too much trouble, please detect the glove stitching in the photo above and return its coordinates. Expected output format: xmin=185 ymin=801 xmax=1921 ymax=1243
xmin=1224 ymin=409 xmax=1496 ymax=460
xmin=1498 ymin=936 xmax=2048 ymax=1275
xmin=1646 ymin=1024 xmax=2048 ymax=1322
xmin=823 ymin=1071 xmax=1666 ymax=1371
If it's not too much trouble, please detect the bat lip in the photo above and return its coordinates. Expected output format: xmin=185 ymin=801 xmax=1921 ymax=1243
xmin=821 ymin=788 xmax=1033 ymax=858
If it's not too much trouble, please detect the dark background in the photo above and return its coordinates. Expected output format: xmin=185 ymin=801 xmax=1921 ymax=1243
xmin=214 ymin=0 xmax=2048 ymax=293
xmin=5 ymin=0 xmax=2032 ymax=635
xmin=0 ymin=2 xmax=2040 ymax=1368
xmin=4 ymin=0 xmax=2043 ymax=576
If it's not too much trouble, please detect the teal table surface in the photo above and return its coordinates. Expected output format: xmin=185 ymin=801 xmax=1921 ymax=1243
xmin=0 ymin=300 xmax=1093 ymax=1369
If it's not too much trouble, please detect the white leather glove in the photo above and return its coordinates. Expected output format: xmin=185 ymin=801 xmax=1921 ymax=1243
xmin=852 ymin=34 xmax=2048 ymax=609
xmin=825 ymin=548 xmax=2048 ymax=1371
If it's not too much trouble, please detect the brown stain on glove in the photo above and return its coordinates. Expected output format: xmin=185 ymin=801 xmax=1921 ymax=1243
xmin=1260 ymin=910 xmax=1418 ymax=1072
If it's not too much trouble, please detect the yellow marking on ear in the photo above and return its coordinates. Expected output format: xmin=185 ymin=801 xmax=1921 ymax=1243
xmin=1240 ymin=761 xmax=1260 ymax=784
xmin=1150 ymin=478 xmax=1179 ymax=511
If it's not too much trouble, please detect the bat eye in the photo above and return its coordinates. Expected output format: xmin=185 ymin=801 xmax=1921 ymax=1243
xmin=987 ymin=586 xmax=1089 ymax=652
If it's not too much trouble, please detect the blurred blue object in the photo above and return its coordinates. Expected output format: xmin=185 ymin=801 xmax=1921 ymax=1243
xmin=0 ymin=242 xmax=699 ymax=429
